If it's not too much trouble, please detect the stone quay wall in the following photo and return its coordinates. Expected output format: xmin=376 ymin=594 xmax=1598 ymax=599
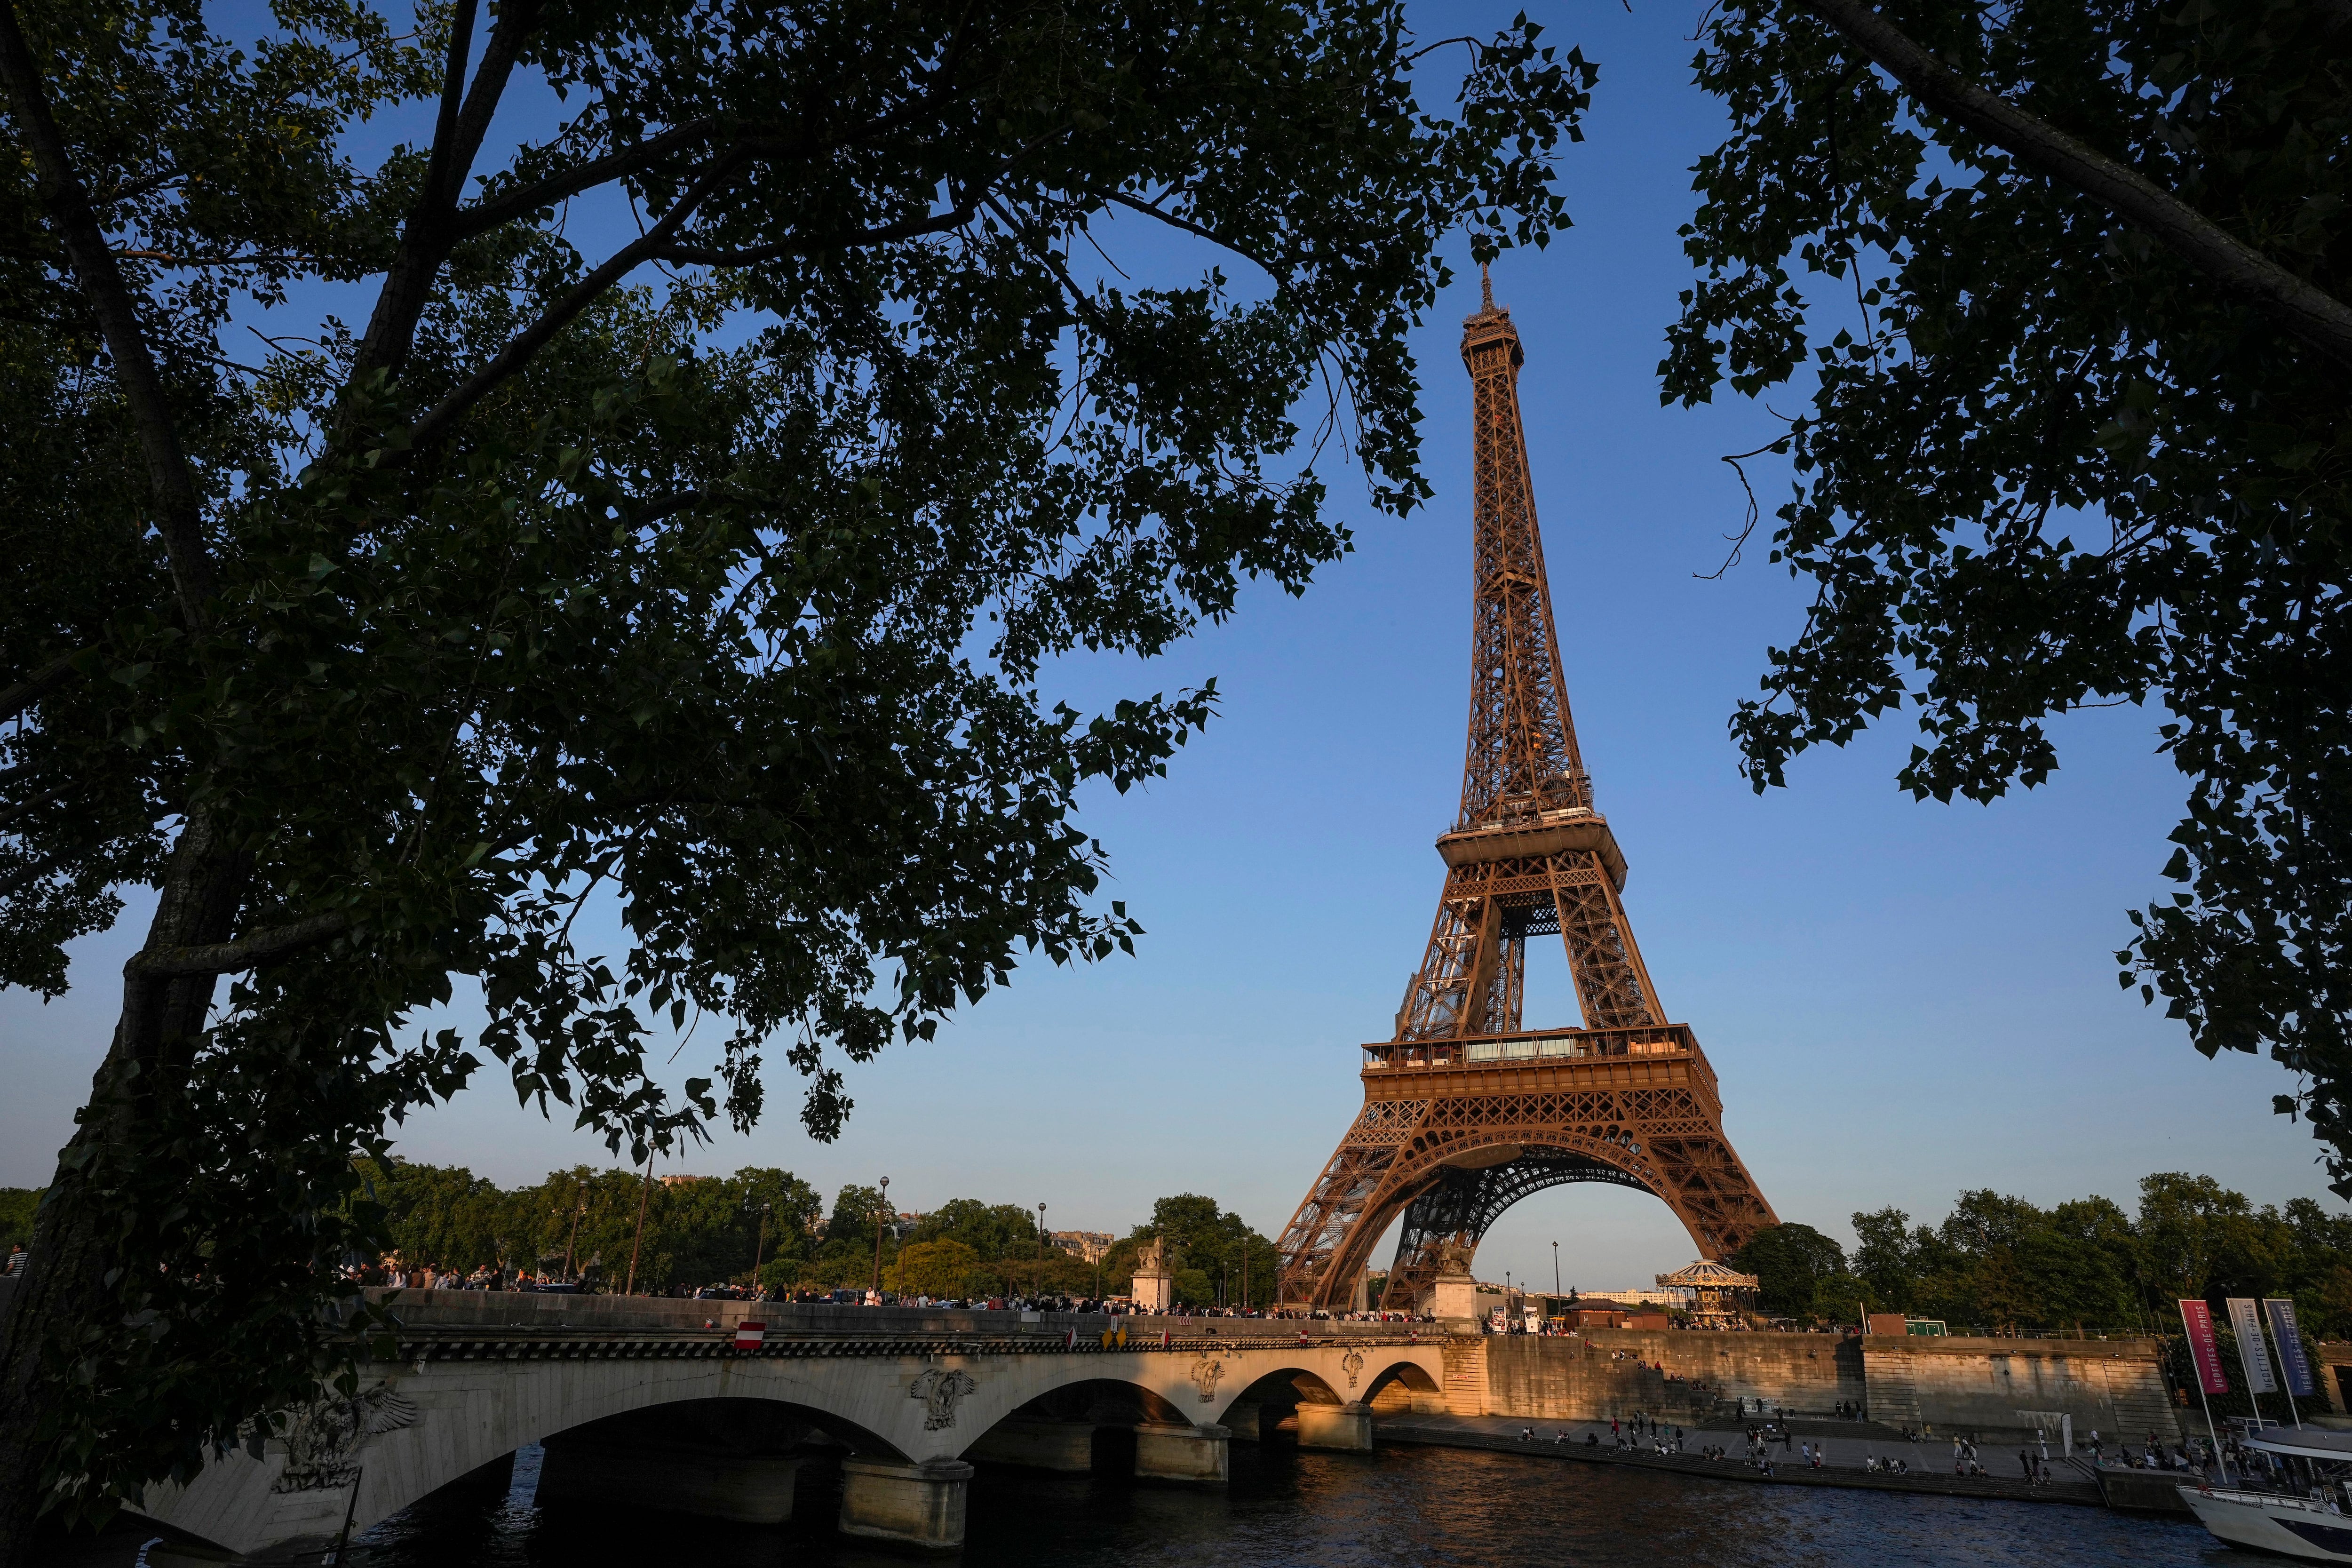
xmin=1467 ymin=1329 xmax=2180 ymax=1441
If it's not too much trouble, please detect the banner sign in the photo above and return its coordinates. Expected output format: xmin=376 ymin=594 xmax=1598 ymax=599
xmin=2179 ymin=1299 xmax=2231 ymax=1395
xmin=2265 ymin=1298 xmax=2318 ymax=1398
xmin=2227 ymin=1298 xmax=2278 ymax=1394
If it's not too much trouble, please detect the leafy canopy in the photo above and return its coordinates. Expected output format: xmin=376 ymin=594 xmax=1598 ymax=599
xmin=0 ymin=0 xmax=1593 ymax=1527
xmin=1672 ymin=2 xmax=2351 ymax=1182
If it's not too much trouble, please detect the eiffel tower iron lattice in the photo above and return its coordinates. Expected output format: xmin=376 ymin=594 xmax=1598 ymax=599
xmin=1272 ymin=272 xmax=1778 ymax=1313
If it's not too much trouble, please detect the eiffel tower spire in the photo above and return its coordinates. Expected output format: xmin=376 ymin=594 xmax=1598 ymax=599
xmin=1400 ymin=283 xmax=1658 ymax=1041
xmin=1271 ymin=278 xmax=1777 ymax=1313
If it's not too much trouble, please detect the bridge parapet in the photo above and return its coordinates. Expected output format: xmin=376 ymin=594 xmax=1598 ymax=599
xmin=351 ymin=1287 xmax=1434 ymax=1345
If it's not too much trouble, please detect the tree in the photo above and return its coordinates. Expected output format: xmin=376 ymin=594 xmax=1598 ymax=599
xmin=362 ymin=1160 xmax=511 ymax=1274
xmin=0 ymin=0 xmax=1593 ymax=1546
xmin=908 ymin=1199 xmax=1038 ymax=1262
xmin=0 ymin=1192 xmax=41 ymax=1254
xmin=2133 ymin=1170 xmax=2251 ymax=1307
xmin=888 ymin=1238 xmax=984 ymax=1300
xmin=1850 ymin=1206 xmax=1918 ymax=1313
xmin=1730 ymin=1221 xmax=1846 ymax=1318
xmin=1116 ymin=1193 xmax=1275 ymax=1306
xmin=1674 ymin=1 xmax=2352 ymax=1186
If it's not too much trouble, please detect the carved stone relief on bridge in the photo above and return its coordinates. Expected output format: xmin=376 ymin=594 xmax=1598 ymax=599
xmin=268 ymin=1385 xmax=420 ymax=1493
xmin=1341 ymin=1348 xmax=1365 ymax=1390
xmin=1189 ymin=1352 xmax=1226 ymax=1404
xmin=909 ymin=1367 xmax=979 ymax=1430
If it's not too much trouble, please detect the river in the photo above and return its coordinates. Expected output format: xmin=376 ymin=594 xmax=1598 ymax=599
xmin=343 ymin=1438 xmax=2245 ymax=1567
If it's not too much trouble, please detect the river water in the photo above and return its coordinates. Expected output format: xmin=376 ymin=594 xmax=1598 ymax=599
xmin=344 ymin=1439 xmax=2247 ymax=1568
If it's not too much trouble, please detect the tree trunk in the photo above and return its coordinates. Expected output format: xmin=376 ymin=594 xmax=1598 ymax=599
xmin=0 ymin=813 xmax=245 ymax=1565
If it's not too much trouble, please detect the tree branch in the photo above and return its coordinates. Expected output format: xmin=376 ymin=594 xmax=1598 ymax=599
xmin=0 ymin=8 xmax=213 ymax=622
xmin=653 ymin=200 xmax=977 ymax=266
xmin=1096 ymin=191 xmax=1280 ymax=274
xmin=350 ymin=0 xmax=546 ymax=384
xmin=0 ymin=650 xmax=82 ymax=725
xmin=0 ymin=842 xmax=71 ymax=902
xmin=406 ymin=157 xmax=746 ymax=449
xmin=421 ymin=0 xmax=480 ymax=214
xmin=452 ymin=28 xmax=992 ymax=248
xmin=452 ymin=118 xmax=723 ymax=239
xmin=0 ymin=777 xmax=71 ymax=835
xmin=125 ymin=911 xmax=351 ymax=979
xmin=1795 ymin=0 xmax=2352 ymax=368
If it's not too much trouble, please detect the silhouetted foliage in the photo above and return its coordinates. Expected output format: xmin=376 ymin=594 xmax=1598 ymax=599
xmin=1675 ymin=0 xmax=2352 ymax=1186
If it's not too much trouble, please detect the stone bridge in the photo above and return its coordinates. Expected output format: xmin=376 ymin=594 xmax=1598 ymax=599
xmin=139 ymin=1293 xmax=1448 ymax=1557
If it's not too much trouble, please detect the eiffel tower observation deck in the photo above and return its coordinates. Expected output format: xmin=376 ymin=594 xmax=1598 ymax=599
xmin=1272 ymin=273 xmax=1779 ymax=1314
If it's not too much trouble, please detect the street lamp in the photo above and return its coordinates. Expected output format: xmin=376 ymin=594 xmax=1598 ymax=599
xmin=870 ymin=1176 xmax=889 ymax=1299
xmin=1552 ymin=1241 xmax=1561 ymax=1300
xmin=560 ymin=1178 xmax=588 ymax=1283
xmin=625 ymin=1147 xmax=654 ymax=1297
xmin=1036 ymin=1202 xmax=1048 ymax=1299
xmin=748 ymin=1199 xmax=771 ymax=1293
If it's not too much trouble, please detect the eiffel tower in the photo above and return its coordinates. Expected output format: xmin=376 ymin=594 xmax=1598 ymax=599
xmin=1272 ymin=273 xmax=1778 ymax=1313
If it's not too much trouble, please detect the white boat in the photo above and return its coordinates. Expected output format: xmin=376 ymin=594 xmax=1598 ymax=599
xmin=2181 ymin=1425 xmax=2352 ymax=1560
xmin=2180 ymin=1486 xmax=2352 ymax=1561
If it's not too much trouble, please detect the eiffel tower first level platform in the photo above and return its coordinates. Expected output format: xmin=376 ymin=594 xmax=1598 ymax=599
xmin=1272 ymin=274 xmax=1777 ymax=1313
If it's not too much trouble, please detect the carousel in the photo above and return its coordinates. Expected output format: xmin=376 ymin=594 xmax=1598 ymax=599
xmin=1654 ymin=1260 xmax=1759 ymax=1325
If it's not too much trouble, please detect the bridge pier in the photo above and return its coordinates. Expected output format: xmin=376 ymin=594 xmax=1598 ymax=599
xmin=838 ymin=1457 xmax=973 ymax=1550
xmin=539 ymin=1432 xmax=804 ymax=1524
xmin=1222 ymin=1399 xmax=1265 ymax=1441
xmin=1133 ymin=1422 xmax=1229 ymax=1484
xmin=1295 ymin=1401 xmax=1374 ymax=1452
xmin=962 ymin=1417 xmax=1098 ymax=1472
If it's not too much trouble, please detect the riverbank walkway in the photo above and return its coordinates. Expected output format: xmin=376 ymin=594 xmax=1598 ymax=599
xmin=1375 ymin=1413 xmax=2105 ymax=1507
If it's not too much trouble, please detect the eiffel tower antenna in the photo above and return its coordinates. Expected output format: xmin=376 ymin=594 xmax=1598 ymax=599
xmin=1271 ymin=281 xmax=1778 ymax=1313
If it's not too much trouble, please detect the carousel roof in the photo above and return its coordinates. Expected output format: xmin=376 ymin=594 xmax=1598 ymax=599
xmin=1655 ymin=1260 xmax=1760 ymax=1289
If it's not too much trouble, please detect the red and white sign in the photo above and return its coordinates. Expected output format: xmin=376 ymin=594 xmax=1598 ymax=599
xmin=733 ymin=1320 xmax=767 ymax=1350
xmin=2178 ymin=1300 xmax=2230 ymax=1394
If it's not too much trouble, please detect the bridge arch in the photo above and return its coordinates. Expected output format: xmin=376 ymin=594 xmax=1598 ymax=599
xmin=1362 ymin=1358 xmax=1443 ymax=1416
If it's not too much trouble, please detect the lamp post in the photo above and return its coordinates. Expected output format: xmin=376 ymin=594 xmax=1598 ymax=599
xmin=748 ymin=1199 xmax=771 ymax=1293
xmin=625 ymin=1149 xmax=654 ymax=1297
xmin=1552 ymin=1241 xmax=1561 ymax=1299
xmin=560 ymin=1178 xmax=588 ymax=1284
xmin=1037 ymin=1202 xmax=1048 ymax=1299
xmin=870 ymin=1176 xmax=889 ymax=1299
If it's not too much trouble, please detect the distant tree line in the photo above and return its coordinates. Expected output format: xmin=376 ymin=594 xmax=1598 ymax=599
xmin=357 ymin=1164 xmax=1277 ymax=1305
xmin=0 ymin=1191 xmax=40 ymax=1254
xmin=1732 ymin=1173 xmax=2352 ymax=1338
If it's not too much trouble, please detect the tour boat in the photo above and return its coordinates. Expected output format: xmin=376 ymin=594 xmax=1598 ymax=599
xmin=2182 ymin=1425 xmax=2352 ymax=1561
xmin=2181 ymin=1486 xmax=2352 ymax=1560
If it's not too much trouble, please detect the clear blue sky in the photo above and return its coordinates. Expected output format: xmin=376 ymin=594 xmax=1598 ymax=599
xmin=1 ymin=0 xmax=2333 ymax=1294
